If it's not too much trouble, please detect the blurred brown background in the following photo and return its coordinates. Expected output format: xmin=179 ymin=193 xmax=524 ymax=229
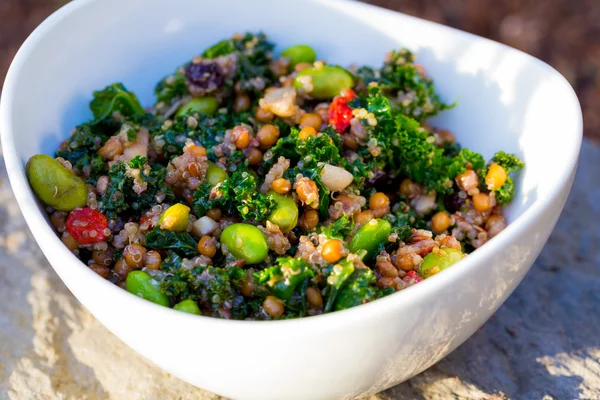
xmin=1 ymin=0 xmax=598 ymax=141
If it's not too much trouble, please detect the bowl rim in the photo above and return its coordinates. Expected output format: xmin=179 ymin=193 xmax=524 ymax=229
xmin=0 ymin=0 xmax=583 ymax=330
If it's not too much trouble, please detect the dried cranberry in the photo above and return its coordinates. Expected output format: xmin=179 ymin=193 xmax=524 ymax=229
xmin=184 ymin=61 xmax=224 ymax=93
xmin=66 ymin=208 xmax=109 ymax=245
xmin=443 ymin=192 xmax=465 ymax=214
xmin=329 ymin=89 xmax=357 ymax=133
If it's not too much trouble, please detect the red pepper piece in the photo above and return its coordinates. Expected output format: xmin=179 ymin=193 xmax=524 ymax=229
xmin=328 ymin=89 xmax=357 ymax=133
xmin=66 ymin=208 xmax=109 ymax=244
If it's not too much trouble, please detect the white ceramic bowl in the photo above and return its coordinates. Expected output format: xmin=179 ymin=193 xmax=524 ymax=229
xmin=0 ymin=0 xmax=582 ymax=399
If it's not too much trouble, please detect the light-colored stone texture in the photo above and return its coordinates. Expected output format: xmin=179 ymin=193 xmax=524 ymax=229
xmin=0 ymin=140 xmax=598 ymax=400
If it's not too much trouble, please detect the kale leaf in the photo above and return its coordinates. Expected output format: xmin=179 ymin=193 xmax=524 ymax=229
xmin=254 ymin=257 xmax=315 ymax=301
xmin=55 ymin=123 xmax=108 ymax=180
xmin=479 ymin=151 xmax=525 ymax=205
xmin=193 ymin=162 xmax=274 ymax=221
xmin=145 ymin=228 xmax=199 ymax=257
xmin=99 ymin=160 xmax=174 ymax=220
xmin=321 ymin=214 xmax=354 ymax=239
xmin=155 ymin=72 xmax=188 ymax=105
xmin=333 ymin=268 xmax=377 ymax=311
xmin=90 ymin=83 xmax=145 ymax=123
xmin=355 ymin=48 xmax=452 ymax=121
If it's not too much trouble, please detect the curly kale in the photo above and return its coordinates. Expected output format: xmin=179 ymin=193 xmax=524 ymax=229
xmin=158 ymin=257 xmax=245 ymax=311
xmin=55 ymin=124 xmax=108 ymax=180
xmin=254 ymin=257 xmax=315 ymax=301
xmin=480 ymin=151 xmax=525 ymax=205
xmin=193 ymin=162 xmax=274 ymax=221
xmin=231 ymin=32 xmax=276 ymax=97
xmin=99 ymin=159 xmax=174 ymax=220
xmin=353 ymin=87 xmax=487 ymax=194
xmin=155 ymin=72 xmax=187 ymax=105
xmin=90 ymin=83 xmax=145 ymax=123
xmin=333 ymin=268 xmax=377 ymax=311
xmin=320 ymin=214 xmax=354 ymax=239
xmin=355 ymin=48 xmax=452 ymax=121
xmin=266 ymin=127 xmax=343 ymax=218
xmin=153 ymin=111 xmax=252 ymax=159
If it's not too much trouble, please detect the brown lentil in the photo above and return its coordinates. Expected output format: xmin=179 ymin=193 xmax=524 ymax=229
xmin=144 ymin=250 xmax=162 ymax=270
xmin=306 ymin=287 xmax=323 ymax=309
xmin=255 ymin=107 xmax=274 ymax=123
xmin=354 ymin=210 xmax=374 ymax=225
xmin=123 ymin=243 xmax=147 ymax=269
xmin=113 ymin=258 xmax=132 ymax=278
xmin=486 ymin=163 xmax=507 ymax=190
xmin=431 ymin=211 xmax=452 ymax=233
xmin=247 ymin=147 xmax=263 ymax=166
xmin=299 ymin=210 xmax=319 ymax=230
xmin=263 ymin=296 xmax=285 ymax=318
xmin=88 ymin=263 xmax=111 ymax=279
xmin=472 ymin=192 xmax=491 ymax=212
xmin=299 ymin=113 xmax=322 ymax=130
xmin=198 ymin=236 xmax=217 ymax=258
xmin=272 ymin=178 xmax=291 ymax=194
xmin=240 ymin=275 xmax=256 ymax=297
xmin=92 ymin=248 xmax=114 ymax=266
xmin=257 ymin=124 xmax=280 ymax=149
xmin=298 ymin=126 xmax=317 ymax=140
xmin=321 ymin=239 xmax=345 ymax=263
xmin=233 ymin=93 xmax=251 ymax=112
xmin=206 ymin=208 xmax=222 ymax=221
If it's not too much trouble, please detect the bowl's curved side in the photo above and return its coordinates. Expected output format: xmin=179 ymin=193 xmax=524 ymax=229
xmin=0 ymin=0 xmax=582 ymax=399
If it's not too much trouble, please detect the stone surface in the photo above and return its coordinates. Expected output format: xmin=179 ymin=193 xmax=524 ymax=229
xmin=0 ymin=141 xmax=598 ymax=399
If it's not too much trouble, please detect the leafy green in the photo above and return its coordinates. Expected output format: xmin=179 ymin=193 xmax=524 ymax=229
xmin=231 ymin=32 xmax=276 ymax=97
xmin=254 ymin=257 xmax=315 ymax=301
xmin=355 ymin=48 xmax=451 ymax=121
xmin=193 ymin=163 xmax=274 ymax=221
xmin=479 ymin=151 xmax=524 ymax=205
xmin=158 ymin=256 xmax=246 ymax=311
xmin=490 ymin=151 xmax=525 ymax=174
xmin=55 ymin=123 xmax=108 ymax=180
xmin=494 ymin=178 xmax=515 ymax=205
xmin=99 ymin=161 xmax=174 ymax=220
xmin=155 ymin=72 xmax=187 ymax=105
xmin=333 ymin=268 xmax=377 ymax=311
xmin=267 ymin=128 xmax=343 ymax=218
xmin=202 ymin=39 xmax=236 ymax=59
xmin=145 ymin=228 xmax=199 ymax=257
xmin=324 ymin=257 xmax=355 ymax=312
xmin=154 ymin=111 xmax=252 ymax=159
xmin=90 ymin=83 xmax=145 ymax=123
xmin=352 ymin=87 xmax=487 ymax=194
xmin=321 ymin=214 xmax=354 ymax=239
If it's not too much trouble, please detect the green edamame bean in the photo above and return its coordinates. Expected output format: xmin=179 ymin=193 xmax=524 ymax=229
xmin=281 ymin=44 xmax=317 ymax=70
xmin=126 ymin=271 xmax=169 ymax=306
xmin=220 ymin=223 xmax=268 ymax=265
xmin=294 ymin=65 xmax=354 ymax=99
xmin=348 ymin=218 xmax=392 ymax=260
xmin=267 ymin=192 xmax=298 ymax=233
xmin=206 ymin=162 xmax=228 ymax=186
xmin=419 ymin=248 xmax=465 ymax=279
xmin=26 ymin=154 xmax=88 ymax=211
xmin=176 ymin=97 xmax=219 ymax=117
xmin=173 ymin=299 xmax=201 ymax=315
